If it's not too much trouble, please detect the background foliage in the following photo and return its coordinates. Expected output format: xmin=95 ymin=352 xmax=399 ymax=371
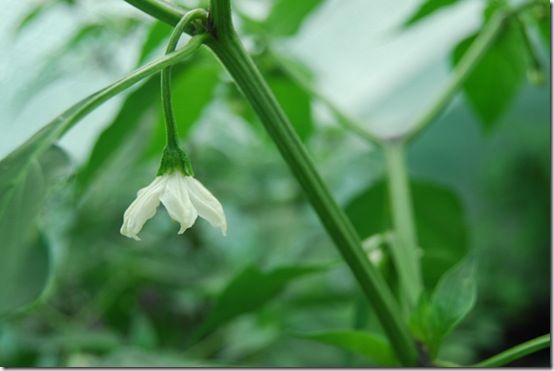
xmin=0 ymin=0 xmax=549 ymax=367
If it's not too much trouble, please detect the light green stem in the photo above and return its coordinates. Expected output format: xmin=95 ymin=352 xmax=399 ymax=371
xmin=383 ymin=143 xmax=421 ymax=308
xmin=161 ymin=10 xmax=208 ymax=149
xmin=474 ymin=334 xmax=550 ymax=367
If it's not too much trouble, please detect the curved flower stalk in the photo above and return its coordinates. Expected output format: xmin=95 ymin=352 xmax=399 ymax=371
xmin=120 ymin=168 xmax=226 ymax=240
xmin=121 ymin=9 xmax=225 ymax=240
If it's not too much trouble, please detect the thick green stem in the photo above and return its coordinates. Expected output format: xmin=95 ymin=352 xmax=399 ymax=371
xmin=383 ymin=143 xmax=421 ymax=308
xmin=205 ymin=32 xmax=417 ymax=366
xmin=473 ymin=334 xmax=550 ymax=367
xmin=208 ymin=0 xmax=232 ymax=37
xmin=206 ymin=0 xmax=418 ymax=366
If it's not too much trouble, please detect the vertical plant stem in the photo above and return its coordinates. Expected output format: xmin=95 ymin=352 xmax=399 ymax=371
xmin=205 ymin=33 xmax=418 ymax=366
xmin=204 ymin=0 xmax=418 ymax=365
xmin=383 ymin=142 xmax=422 ymax=308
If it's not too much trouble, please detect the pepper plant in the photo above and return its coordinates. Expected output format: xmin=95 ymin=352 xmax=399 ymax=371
xmin=0 ymin=0 xmax=549 ymax=367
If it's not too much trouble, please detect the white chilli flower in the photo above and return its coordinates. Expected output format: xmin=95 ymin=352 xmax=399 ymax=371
xmin=120 ymin=172 xmax=226 ymax=240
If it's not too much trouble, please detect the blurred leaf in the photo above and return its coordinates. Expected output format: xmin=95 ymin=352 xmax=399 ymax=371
xmin=65 ymin=23 xmax=104 ymax=49
xmin=268 ymin=76 xmax=313 ymax=140
xmin=0 ymin=146 xmax=70 ymax=316
xmin=431 ymin=256 xmax=476 ymax=337
xmin=14 ymin=1 xmax=57 ymax=35
xmin=345 ymin=179 xmax=468 ymax=288
xmin=265 ymin=0 xmax=323 ymax=37
xmin=296 ymin=330 xmax=398 ymax=366
xmin=144 ymin=61 xmax=220 ymax=159
xmin=130 ymin=312 xmax=158 ymax=349
xmin=452 ymin=20 xmax=527 ymax=130
xmin=192 ymin=264 xmax=324 ymax=341
xmin=138 ymin=21 xmax=172 ymax=64
xmin=410 ymin=257 xmax=476 ymax=356
xmin=403 ymin=0 xmax=459 ymax=28
xmin=78 ymin=77 xmax=159 ymax=189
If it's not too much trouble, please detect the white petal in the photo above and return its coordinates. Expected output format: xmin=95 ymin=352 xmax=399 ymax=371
xmin=160 ymin=173 xmax=198 ymax=234
xmin=185 ymin=176 xmax=227 ymax=235
xmin=120 ymin=176 xmax=166 ymax=240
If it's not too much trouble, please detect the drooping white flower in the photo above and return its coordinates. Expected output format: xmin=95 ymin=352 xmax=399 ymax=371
xmin=120 ymin=172 xmax=226 ymax=240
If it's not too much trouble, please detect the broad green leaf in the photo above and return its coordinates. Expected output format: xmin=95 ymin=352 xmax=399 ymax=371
xmin=297 ymin=330 xmax=398 ymax=366
xmin=431 ymin=256 xmax=476 ymax=337
xmin=265 ymin=0 xmax=323 ymax=37
xmin=0 ymin=146 xmax=70 ymax=316
xmin=410 ymin=257 xmax=476 ymax=356
xmin=78 ymin=77 xmax=159 ymax=189
xmin=452 ymin=19 xmax=527 ymax=130
xmin=268 ymin=76 xmax=314 ymax=141
xmin=345 ymin=179 xmax=468 ymax=288
xmin=403 ymin=0 xmax=459 ymax=28
xmin=144 ymin=61 xmax=220 ymax=159
xmin=192 ymin=265 xmax=324 ymax=340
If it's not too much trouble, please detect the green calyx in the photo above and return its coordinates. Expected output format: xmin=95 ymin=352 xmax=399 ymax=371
xmin=157 ymin=146 xmax=194 ymax=176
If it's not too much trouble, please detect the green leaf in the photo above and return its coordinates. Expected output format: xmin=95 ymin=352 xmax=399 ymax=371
xmin=452 ymin=19 xmax=527 ymax=130
xmin=144 ymin=61 xmax=220 ymax=159
xmin=403 ymin=0 xmax=459 ymax=28
xmin=265 ymin=0 xmax=323 ymax=37
xmin=410 ymin=257 xmax=477 ymax=356
xmin=431 ymin=255 xmax=476 ymax=338
xmin=345 ymin=179 xmax=468 ymax=288
xmin=0 ymin=146 xmax=70 ymax=316
xmin=192 ymin=265 xmax=324 ymax=341
xmin=297 ymin=330 xmax=398 ymax=366
xmin=268 ymin=76 xmax=314 ymax=141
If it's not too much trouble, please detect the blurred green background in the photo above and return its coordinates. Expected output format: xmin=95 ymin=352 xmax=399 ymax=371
xmin=0 ymin=0 xmax=549 ymax=367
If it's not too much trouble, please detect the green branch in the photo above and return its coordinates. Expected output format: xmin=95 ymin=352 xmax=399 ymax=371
xmin=474 ymin=334 xmax=550 ymax=367
xmin=125 ymin=0 xmax=183 ymax=27
xmin=205 ymin=0 xmax=417 ymax=365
